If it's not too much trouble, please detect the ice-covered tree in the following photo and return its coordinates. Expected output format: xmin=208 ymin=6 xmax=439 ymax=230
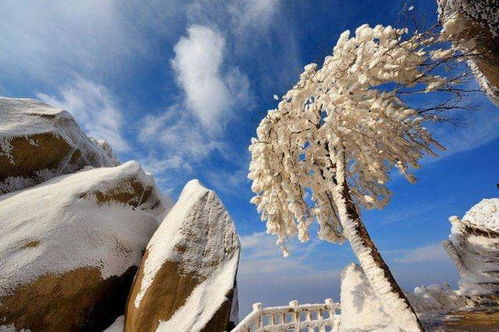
xmin=248 ymin=24 xmax=478 ymax=331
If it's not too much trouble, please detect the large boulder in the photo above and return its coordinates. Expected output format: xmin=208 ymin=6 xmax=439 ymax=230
xmin=125 ymin=180 xmax=240 ymax=332
xmin=442 ymin=198 xmax=499 ymax=296
xmin=0 ymin=161 xmax=170 ymax=331
xmin=0 ymin=97 xmax=118 ymax=194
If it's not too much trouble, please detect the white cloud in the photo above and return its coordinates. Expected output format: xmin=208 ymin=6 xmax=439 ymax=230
xmin=171 ymin=25 xmax=250 ymax=132
xmin=37 ymin=78 xmax=129 ymax=153
xmin=392 ymin=243 xmax=449 ymax=264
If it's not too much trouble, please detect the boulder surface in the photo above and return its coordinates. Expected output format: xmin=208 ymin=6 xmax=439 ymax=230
xmin=0 ymin=161 xmax=169 ymax=331
xmin=125 ymin=179 xmax=240 ymax=332
xmin=0 ymin=97 xmax=118 ymax=194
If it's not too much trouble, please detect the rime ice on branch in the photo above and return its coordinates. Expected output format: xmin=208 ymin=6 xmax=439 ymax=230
xmin=248 ymin=24 xmax=470 ymax=331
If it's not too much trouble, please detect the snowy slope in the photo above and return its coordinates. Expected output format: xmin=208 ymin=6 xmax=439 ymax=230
xmin=126 ymin=179 xmax=240 ymax=332
xmin=0 ymin=97 xmax=118 ymax=193
xmin=0 ymin=161 xmax=168 ymax=296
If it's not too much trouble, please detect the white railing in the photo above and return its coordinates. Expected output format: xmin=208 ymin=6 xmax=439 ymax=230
xmin=232 ymin=298 xmax=341 ymax=332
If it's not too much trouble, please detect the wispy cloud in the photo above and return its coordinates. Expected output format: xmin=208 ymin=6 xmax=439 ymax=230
xmin=37 ymin=77 xmax=129 ymax=152
xmin=138 ymin=106 xmax=223 ymax=171
xmin=390 ymin=243 xmax=449 ymax=264
xmin=229 ymin=0 xmax=281 ymax=36
xmin=0 ymin=0 xmax=187 ymax=89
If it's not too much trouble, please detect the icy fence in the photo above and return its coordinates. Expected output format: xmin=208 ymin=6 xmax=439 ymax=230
xmin=232 ymin=298 xmax=341 ymax=332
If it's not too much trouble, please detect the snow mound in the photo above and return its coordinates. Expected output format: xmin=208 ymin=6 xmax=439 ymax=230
xmin=339 ymin=263 xmax=393 ymax=331
xmin=340 ymin=264 xmax=470 ymax=331
xmin=443 ymin=198 xmax=499 ymax=295
xmin=0 ymin=161 xmax=170 ymax=331
xmin=0 ymin=97 xmax=118 ymax=193
xmin=126 ymin=179 xmax=240 ymax=332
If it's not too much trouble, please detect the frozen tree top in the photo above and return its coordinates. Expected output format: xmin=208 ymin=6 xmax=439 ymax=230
xmin=249 ymin=24 xmax=449 ymax=249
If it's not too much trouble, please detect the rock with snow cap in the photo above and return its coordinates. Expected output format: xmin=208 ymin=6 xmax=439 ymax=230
xmin=0 ymin=97 xmax=118 ymax=194
xmin=0 ymin=161 xmax=170 ymax=332
xmin=125 ymin=179 xmax=240 ymax=332
xmin=443 ymin=198 xmax=499 ymax=296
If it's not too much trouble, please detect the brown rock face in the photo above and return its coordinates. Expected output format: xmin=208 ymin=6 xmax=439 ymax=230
xmin=125 ymin=180 xmax=240 ymax=332
xmin=0 ymin=162 xmax=168 ymax=332
xmin=0 ymin=266 xmax=136 ymax=332
xmin=0 ymin=97 xmax=118 ymax=193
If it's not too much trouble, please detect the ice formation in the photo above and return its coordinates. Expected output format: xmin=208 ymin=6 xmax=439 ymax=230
xmin=443 ymin=198 xmax=499 ymax=295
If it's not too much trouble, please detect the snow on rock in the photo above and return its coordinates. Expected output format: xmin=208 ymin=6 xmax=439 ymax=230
xmin=0 ymin=97 xmax=118 ymax=194
xmin=104 ymin=316 xmax=124 ymax=332
xmin=125 ymin=179 xmax=240 ymax=332
xmin=443 ymin=198 xmax=499 ymax=295
xmin=0 ymin=161 xmax=170 ymax=331
xmin=405 ymin=283 xmax=467 ymax=316
xmin=339 ymin=263 xmax=393 ymax=331
xmin=438 ymin=0 xmax=499 ymax=105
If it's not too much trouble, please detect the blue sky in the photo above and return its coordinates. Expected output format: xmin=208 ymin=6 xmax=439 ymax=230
xmin=1 ymin=0 xmax=498 ymax=316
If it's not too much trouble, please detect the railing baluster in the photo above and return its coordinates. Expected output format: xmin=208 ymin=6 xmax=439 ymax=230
xmin=232 ymin=298 xmax=341 ymax=332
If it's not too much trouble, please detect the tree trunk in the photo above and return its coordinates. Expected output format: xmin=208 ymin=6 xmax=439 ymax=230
xmin=330 ymin=182 xmax=424 ymax=331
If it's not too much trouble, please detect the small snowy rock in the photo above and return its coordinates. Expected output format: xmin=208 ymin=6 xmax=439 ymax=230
xmin=0 ymin=161 xmax=169 ymax=331
xmin=0 ymin=97 xmax=118 ymax=194
xmin=125 ymin=179 xmax=240 ymax=332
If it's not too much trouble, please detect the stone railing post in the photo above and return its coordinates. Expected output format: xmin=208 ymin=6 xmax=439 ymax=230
xmin=289 ymin=300 xmax=299 ymax=331
xmin=253 ymin=303 xmax=263 ymax=330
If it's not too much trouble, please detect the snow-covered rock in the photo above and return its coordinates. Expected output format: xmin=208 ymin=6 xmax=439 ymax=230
xmin=405 ymin=283 xmax=467 ymax=315
xmin=0 ymin=161 xmax=169 ymax=331
xmin=125 ymin=179 xmax=240 ymax=332
xmin=443 ymin=198 xmax=499 ymax=295
xmin=0 ymin=97 xmax=118 ymax=194
xmin=339 ymin=263 xmax=393 ymax=331
xmin=438 ymin=0 xmax=499 ymax=105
